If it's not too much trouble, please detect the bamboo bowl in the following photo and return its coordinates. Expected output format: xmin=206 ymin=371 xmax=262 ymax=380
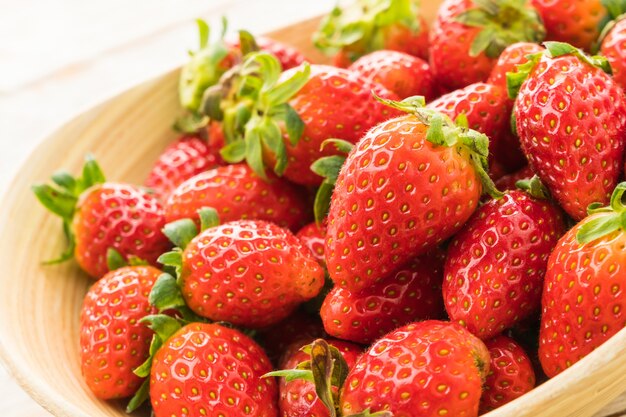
xmin=1 ymin=4 xmax=626 ymax=417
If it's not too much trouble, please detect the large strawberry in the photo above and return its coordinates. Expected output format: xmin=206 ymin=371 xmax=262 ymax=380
xmin=349 ymin=50 xmax=436 ymax=100
xmin=599 ymin=16 xmax=626 ymax=91
xmin=313 ymin=0 xmax=430 ymax=67
xmin=539 ymin=183 xmax=626 ymax=377
xmin=150 ymin=322 xmax=278 ymax=417
xmin=33 ymin=156 xmax=170 ymax=278
xmin=321 ymin=250 xmax=445 ymax=344
xmin=481 ymin=335 xmax=536 ymax=413
xmin=510 ymin=42 xmax=626 ymax=220
xmin=340 ymin=321 xmax=490 ymax=417
xmin=487 ymin=42 xmax=544 ymax=90
xmin=444 ymin=181 xmax=565 ymax=339
xmin=429 ymin=0 xmax=545 ymax=91
xmin=164 ymin=163 xmax=310 ymax=231
xmin=325 ymin=97 xmax=500 ymax=294
xmin=79 ymin=265 xmax=159 ymax=399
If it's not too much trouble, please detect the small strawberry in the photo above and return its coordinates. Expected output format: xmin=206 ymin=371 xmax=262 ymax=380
xmin=150 ymin=322 xmax=278 ymax=417
xmin=164 ymin=163 xmax=310 ymax=231
xmin=313 ymin=0 xmax=430 ymax=67
xmin=325 ymin=96 xmax=500 ymax=294
xmin=429 ymin=0 xmax=545 ymax=91
xmin=320 ymin=250 xmax=446 ymax=344
xmin=444 ymin=180 xmax=565 ymax=339
xmin=539 ymin=183 xmax=626 ymax=377
xmin=296 ymin=222 xmax=327 ymax=266
xmin=33 ymin=156 xmax=170 ymax=279
xmin=509 ymin=42 xmax=626 ymax=220
xmin=494 ymin=165 xmax=535 ymax=192
xmin=340 ymin=321 xmax=490 ymax=417
xmin=487 ymin=42 xmax=544 ymax=90
xmin=480 ymin=335 xmax=536 ymax=413
xmin=599 ymin=16 xmax=626 ymax=91
xmin=348 ymin=50 xmax=435 ymax=100
xmin=79 ymin=265 xmax=159 ymax=399
xmin=234 ymin=32 xmax=307 ymax=70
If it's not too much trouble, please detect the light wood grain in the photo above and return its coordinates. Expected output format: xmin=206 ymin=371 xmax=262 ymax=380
xmin=0 ymin=2 xmax=625 ymax=417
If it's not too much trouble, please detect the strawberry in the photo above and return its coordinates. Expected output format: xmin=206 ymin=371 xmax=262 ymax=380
xmin=348 ymin=50 xmax=436 ymax=100
xmin=599 ymin=16 xmax=626 ymax=91
xmin=325 ymin=97 xmax=500 ymax=294
xmin=79 ymin=265 xmax=159 ymax=399
xmin=494 ymin=165 xmax=535 ymax=192
xmin=164 ymin=163 xmax=310 ymax=231
xmin=429 ymin=0 xmax=545 ymax=91
xmin=313 ymin=0 xmax=430 ymax=67
xmin=234 ymin=34 xmax=307 ymax=71
xmin=296 ymin=222 xmax=327 ymax=266
xmin=539 ymin=183 xmax=626 ymax=377
xmin=487 ymin=42 xmax=544 ymax=90
xmin=33 ymin=156 xmax=170 ymax=279
xmin=340 ymin=321 xmax=490 ymax=417
xmin=481 ymin=335 xmax=536 ymax=413
xmin=320 ymin=250 xmax=446 ymax=344
xmin=509 ymin=42 xmax=626 ymax=220
xmin=150 ymin=322 xmax=278 ymax=417
xmin=444 ymin=182 xmax=565 ymax=339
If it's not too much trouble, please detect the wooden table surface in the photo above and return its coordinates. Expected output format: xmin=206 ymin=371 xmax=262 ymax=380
xmin=0 ymin=1 xmax=624 ymax=416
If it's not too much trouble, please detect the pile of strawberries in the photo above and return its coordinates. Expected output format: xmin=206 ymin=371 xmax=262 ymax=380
xmin=33 ymin=0 xmax=626 ymax=416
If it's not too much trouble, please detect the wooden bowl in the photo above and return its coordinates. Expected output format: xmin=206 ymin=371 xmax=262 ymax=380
xmin=1 ymin=4 xmax=625 ymax=417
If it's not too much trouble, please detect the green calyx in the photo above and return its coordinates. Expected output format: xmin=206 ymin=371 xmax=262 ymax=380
xmin=516 ymin=175 xmax=551 ymax=200
xmin=455 ymin=0 xmax=545 ymax=58
xmin=376 ymin=95 xmax=503 ymax=200
xmin=313 ymin=0 xmax=421 ymax=61
xmin=105 ymin=248 xmax=148 ymax=271
xmin=32 ymin=155 xmax=106 ymax=264
xmin=576 ymin=182 xmax=626 ymax=244
xmin=311 ymin=139 xmax=355 ymax=223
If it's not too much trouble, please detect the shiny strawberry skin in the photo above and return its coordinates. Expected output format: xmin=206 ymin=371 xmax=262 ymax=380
xmin=79 ymin=266 xmax=159 ymax=399
xmin=600 ymin=18 xmax=626 ymax=91
xmin=278 ymin=338 xmax=361 ymax=417
xmin=150 ymin=322 xmax=278 ymax=417
xmin=180 ymin=220 xmax=325 ymax=328
xmin=295 ymin=222 xmax=327 ymax=266
xmin=325 ymin=115 xmax=482 ymax=294
xmin=340 ymin=321 xmax=489 ymax=417
xmin=480 ymin=335 xmax=536 ymax=413
xmin=145 ymin=135 xmax=221 ymax=200
xmin=349 ymin=50 xmax=436 ymax=100
xmin=74 ymin=183 xmax=170 ymax=279
xmin=320 ymin=251 xmax=445 ymax=344
xmin=515 ymin=54 xmax=626 ymax=220
xmin=444 ymin=190 xmax=565 ymax=339
xmin=487 ymin=42 xmax=544 ymax=90
xmin=531 ymin=0 xmax=607 ymax=51
xmin=539 ymin=215 xmax=626 ymax=377
xmin=164 ymin=164 xmax=310 ymax=231
xmin=280 ymin=65 xmax=400 ymax=186
xmin=494 ymin=166 xmax=535 ymax=192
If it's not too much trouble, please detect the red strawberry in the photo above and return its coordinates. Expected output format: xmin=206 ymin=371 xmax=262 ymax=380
xmin=295 ymin=222 xmax=327 ymax=266
xmin=481 ymin=335 xmax=536 ymax=413
xmin=320 ymin=250 xmax=445 ymax=344
xmin=600 ymin=16 xmax=626 ymax=91
xmin=539 ymin=183 xmax=626 ymax=377
xmin=150 ymin=322 xmax=278 ymax=417
xmin=244 ymin=35 xmax=307 ymax=70
xmin=33 ymin=157 xmax=170 ymax=279
xmin=444 ymin=185 xmax=565 ymax=340
xmin=349 ymin=50 xmax=436 ymax=100
xmin=313 ymin=0 xmax=430 ymax=66
xmin=488 ymin=42 xmax=544 ymax=90
xmin=340 ymin=321 xmax=490 ymax=417
xmin=494 ymin=165 xmax=535 ymax=192
xmin=510 ymin=42 xmax=626 ymax=220
xmin=164 ymin=164 xmax=310 ymax=232
xmin=79 ymin=266 xmax=159 ymax=399
xmin=325 ymin=98 xmax=499 ymax=294
xmin=178 ymin=220 xmax=324 ymax=328
xmin=429 ymin=0 xmax=545 ymax=91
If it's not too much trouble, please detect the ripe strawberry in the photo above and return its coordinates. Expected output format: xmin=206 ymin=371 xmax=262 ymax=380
xmin=320 ymin=250 xmax=446 ymax=344
xmin=599 ymin=16 xmax=626 ymax=91
xmin=295 ymin=222 xmax=327 ymax=266
xmin=313 ymin=0 xmax=430 ymax=67
xmin=325 ymin=97 xmax=499 ymax=294
xmin=494 ymin=165 xmax=535 ymax=192
xmin=150 ymin=322 xmax=278 ymax=417
xmin=79 ymin=266 xmax=159 ymax=399
xmin=178 ymin=220 xmax=324 ymax=328
xmin=33 ymin=157 xmax=170 ymax=279
xmin=429 ymin=0 xmax=545 ymax=91
xmin=487 ymin=42 xmax=544 ymax=90
xmin=340 ymin=321 xmax=490 ymax=417
xmin=510 ymin=42 xmax=626 ymax=220
xmin=444 ymin=185 xmax=565 ymax=340
xmin=481 ymin=335 xmax=536 ymax=413
xmin=164 ymin=164 xmax=310 ymax=231
xmin=235 ymin=34 xmax=307 ymax=70
xmin=539 ymin=183 xmax=626 ymax=377
xmin=348 ymin=50 xmax=436 ymax=100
